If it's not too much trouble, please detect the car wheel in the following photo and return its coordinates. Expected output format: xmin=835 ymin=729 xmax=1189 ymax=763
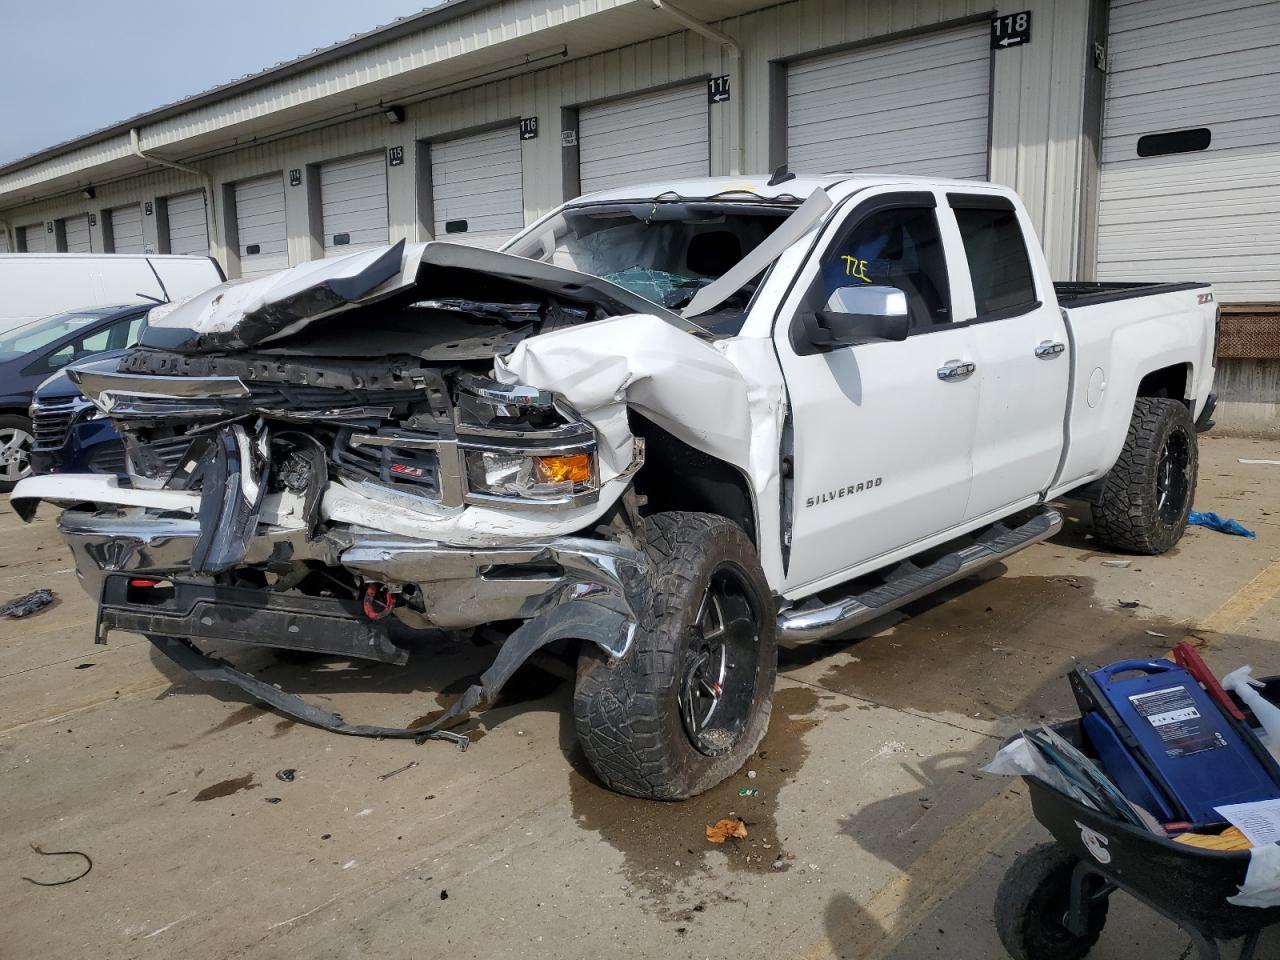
xmin=573 ymin=511 xmax=777 ymax=800
xmin=1091 ymin=397 xmax=1197 ymax=555
xmin=0 ymin=415 xmax=34 ymax=494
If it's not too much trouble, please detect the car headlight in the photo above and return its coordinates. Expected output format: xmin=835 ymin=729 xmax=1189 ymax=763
xmin=464 ymin=448 xmax=597 ymax=503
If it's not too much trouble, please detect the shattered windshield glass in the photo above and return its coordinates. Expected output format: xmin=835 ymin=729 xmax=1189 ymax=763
xmin=505 ymin=202 xmax=793 ymax=310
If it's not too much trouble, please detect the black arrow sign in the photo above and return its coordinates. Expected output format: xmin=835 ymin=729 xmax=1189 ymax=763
xmin=991 ymin=11 xmax=1031 ymax=50
xmin=708 ymin=75 xmax=731 ymax=104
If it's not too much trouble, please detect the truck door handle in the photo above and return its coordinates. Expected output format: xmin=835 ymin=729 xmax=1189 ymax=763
xmin=936 ymin=360 xmax=976 ymax=382
xmin=1035 ymin=340 xmax=1066 ymax=358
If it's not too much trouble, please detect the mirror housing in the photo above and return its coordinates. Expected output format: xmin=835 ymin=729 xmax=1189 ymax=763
xmin=793 ymin=285 xmax=911 ymax=355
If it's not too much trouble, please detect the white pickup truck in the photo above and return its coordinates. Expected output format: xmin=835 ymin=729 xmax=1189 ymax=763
xmin=12 ymin=174 xmax=1219 ymax=799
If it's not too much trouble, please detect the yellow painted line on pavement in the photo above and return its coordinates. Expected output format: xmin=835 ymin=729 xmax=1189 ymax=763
xmin=798 ymin=786 xmax=1030 ymax=960
xmin=1199 ymin=560 xmax=1280 ymax=636
xmin=794 ymin=558 xmax=1280 ymax=960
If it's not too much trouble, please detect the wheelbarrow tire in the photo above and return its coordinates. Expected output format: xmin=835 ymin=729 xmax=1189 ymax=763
xmin=995 ymin=842 xmax=1108 ymax=960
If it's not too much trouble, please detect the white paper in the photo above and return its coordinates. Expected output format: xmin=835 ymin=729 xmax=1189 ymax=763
xmin=1215 ymin=798 xmax=1280 ymax=846
xmin=1228 ymin=843 xmax=1280 ymax=908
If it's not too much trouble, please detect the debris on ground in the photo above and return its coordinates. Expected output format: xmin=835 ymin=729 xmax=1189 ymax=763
xmin=275 ymin=768 xmax=296 ymax=783
xmin=1118 ymin=600 xmax=1141 ymax=609
xmin=1100 ymin=559 xmax=1132 ymax=568
xmin=21 ymin=843 xmax=93 ymax=886
xmin=1145 ymin=630 xmax=1169 ymax=638
xmin=706 ymin=818 xmax=749 ymax=844
xmin=439 ymin=889 xmax=449 ymax=901
xmin=1188 ymin=511 xmax=1257 ymax=538
xmin=74 ymin=663 xmax=94 ymax=670
xmin=738 ymin=788 xmax=759 ymax=797
xmin=1 ymin=589 xmax=55 ymax=619
xmin=746 ymin=769 xmax=758 ymax=779
xmin=264 ymin=797 xmax=282 ymax=804
xmin=378 ymin=760 xmax=419 ymax=782
xmin=1239 ymin=459 xmax=1280 ymax=466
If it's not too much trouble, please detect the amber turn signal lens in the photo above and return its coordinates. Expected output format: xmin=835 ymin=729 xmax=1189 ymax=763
xmin=534 ymin=452 xmax=592 ymax=485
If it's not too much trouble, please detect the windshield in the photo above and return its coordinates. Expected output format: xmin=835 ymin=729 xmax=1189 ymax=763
xmin=505 ymin=201 xmax=793 ymax=312
xmin=0 ymin=310 xmax=113 ymax=361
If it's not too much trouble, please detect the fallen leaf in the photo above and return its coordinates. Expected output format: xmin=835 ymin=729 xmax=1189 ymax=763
xmin=706 ymin=818 xmax=748 ymax=844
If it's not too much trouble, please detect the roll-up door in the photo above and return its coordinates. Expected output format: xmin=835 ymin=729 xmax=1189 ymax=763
xmin=319 ymin=153 xmax=389 ymax=255
xmin=578 ymin=86 xmax=710 ymax=194
xmin=165 ymin=191 xmax=209 ymax=256
xmin=20 ymin=223 xmax=49 ymax=253
xmin=786 ymin=22 xmax=991 ymax=178
xmin=233 ymin=173 xmax=289 ymax=279
xmin=109 ymin=204 xmax=145 ymax=254
xmin=430 ymin=127 xmax=524 ymax=248
xmin=1097 ymin=0 xmax=1280 ymax=302
xmin=63 ymin=214 xmax=92 ymax=252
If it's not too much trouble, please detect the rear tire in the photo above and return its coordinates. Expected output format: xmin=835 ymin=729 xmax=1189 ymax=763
xmin=1091 ymin=398 xmax=1197 ymax=555
xmin=573 ymin=512 xmax=777 ymax=800
xmin=994 ymin=842 xmax=1108 ymax=960
xmin=0 ymin=414 xmax=34 ymax=494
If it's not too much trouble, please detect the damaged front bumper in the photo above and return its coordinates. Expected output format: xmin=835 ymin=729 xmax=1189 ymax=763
xmin=62 ymin=510 xmax=647 ymax=658
xmin=58 ymin=509 xmax=648 ymax=745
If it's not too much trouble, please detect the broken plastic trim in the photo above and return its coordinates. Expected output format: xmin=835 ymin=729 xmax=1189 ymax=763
xmin=145 ymin=596 xmax=638 ymax=748
xmin=190 ymin=423 xmax=270 ymax=575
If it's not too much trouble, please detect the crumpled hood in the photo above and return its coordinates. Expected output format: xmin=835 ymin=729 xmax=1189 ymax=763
xmin=140 ymin=239 xmax=697 ymax=352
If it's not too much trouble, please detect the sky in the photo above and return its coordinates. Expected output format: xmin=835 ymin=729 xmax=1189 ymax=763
xmin=1 ymin=0 xmax=440 ymax=165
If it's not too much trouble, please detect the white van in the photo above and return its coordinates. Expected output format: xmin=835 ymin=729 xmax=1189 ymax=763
xmin=0 ymin=254 xmax=226 ymax=335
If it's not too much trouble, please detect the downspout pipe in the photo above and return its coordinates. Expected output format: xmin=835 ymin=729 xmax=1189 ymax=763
xmin=0 ymin=218 xmax=11 ymax=252
xmin=648 ymin=0 xmax=745 ymax=176
xmin=129 ymin=127 xmax=219 ymax=246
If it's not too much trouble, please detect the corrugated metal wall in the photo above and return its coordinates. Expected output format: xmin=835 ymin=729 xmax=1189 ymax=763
xmin=0 ymin=0 xmax=1090 ymax=280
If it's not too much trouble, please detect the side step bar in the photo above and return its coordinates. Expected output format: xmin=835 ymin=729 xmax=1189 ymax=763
xmin=776 ymin=507 xmax=1064 ymax=644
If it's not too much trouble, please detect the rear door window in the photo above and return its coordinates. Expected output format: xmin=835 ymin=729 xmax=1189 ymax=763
xmin=950 ymin=200 xmax=1038 ymax=320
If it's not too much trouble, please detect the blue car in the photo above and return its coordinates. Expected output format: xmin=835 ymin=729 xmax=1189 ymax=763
xmin=29 ymin=348 xmax=129 ymax=477
xmin=0 ymin=303 xmax=149 ymax=490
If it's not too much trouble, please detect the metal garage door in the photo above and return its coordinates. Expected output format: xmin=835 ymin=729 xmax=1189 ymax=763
xmin=319 ymin=153 xmax=389 ymax=254
xmin=20 ymin=223 xmax=49 ymax=253
xmin=109 ymin=204 xmax=145 ymax=254
xmin=1097 ymin=0 xmax=1280 ymax=302
xmin=234 ymin=173 xmax=289 ymax=279
xmin=787 ymin=23 xmax=991 ymax=178
xmin=578 ymin=86 xmax=709 ymax=194
xmin=165 ymin=191 xmax=209 ymax=256
xmin=430 ymin=127 xmax=524 ymax=248
xmin=63 ymin=214 xmax=92 ymax=252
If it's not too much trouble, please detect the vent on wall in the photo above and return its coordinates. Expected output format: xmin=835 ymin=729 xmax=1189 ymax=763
xmin=1137 ymin=128 xmax=1211 ymax=158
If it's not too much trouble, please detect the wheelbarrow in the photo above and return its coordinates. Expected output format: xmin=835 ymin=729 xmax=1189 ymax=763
xmin=995 ymin=712 xmax=1280 ymax=960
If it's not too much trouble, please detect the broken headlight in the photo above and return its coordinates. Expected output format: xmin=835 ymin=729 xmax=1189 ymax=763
xmin=454 ymin=375 xmax=599 ymax=508
xmin=464 ymin=448 xmax=597 ymax=503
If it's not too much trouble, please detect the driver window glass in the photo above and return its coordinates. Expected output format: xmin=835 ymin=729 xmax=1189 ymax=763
xmin=814 ymin=206 xmax=950 ymax=329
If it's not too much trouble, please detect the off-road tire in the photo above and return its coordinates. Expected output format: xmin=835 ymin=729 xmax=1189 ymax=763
xmin=573 ymin=512 xmax=777 ymax=800
xmin=1091 ymin=397 xmax=1197 ymax=555
xmin=994 ymin=842 xmax=1109 ymax=960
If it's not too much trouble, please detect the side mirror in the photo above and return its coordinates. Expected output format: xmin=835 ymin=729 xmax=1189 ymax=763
xmin=793 ymin=285 xmax=911 ymax=355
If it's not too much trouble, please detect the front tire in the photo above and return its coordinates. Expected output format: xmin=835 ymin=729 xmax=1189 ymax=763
xmin=0 ymin=414 xmax=34 ymax=494
xmin=1091 ymin=398 xmax=1197 ymax=555
xmin=573 ymin=512 xmax=777 ymax=800
xmin=994 ymin=842 xmax=1109 ymax=960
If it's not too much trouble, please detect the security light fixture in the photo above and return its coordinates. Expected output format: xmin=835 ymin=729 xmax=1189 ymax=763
xmin=82 ymin=186 xmax=96 ymax=200
xmin=384 ymin=105 xmax=406 ymax=124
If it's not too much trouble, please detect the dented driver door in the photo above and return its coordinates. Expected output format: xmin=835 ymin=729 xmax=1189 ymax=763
xmin=774 ymin=189 xmax=981 ymax=595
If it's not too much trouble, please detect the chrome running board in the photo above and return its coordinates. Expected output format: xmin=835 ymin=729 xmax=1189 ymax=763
xmin=776 ymin=507 xmax=1064 ymax=644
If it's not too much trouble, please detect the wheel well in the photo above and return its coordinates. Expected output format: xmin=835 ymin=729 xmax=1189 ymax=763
xmin=628 ymin=412 xmax=757 ymax=545
xmin=1136 ymin=363 xmax=1191 ymax=409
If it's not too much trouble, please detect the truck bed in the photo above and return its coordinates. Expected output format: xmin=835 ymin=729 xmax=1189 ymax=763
xmin=1053 ymin=280 xmax=1210 ymax=308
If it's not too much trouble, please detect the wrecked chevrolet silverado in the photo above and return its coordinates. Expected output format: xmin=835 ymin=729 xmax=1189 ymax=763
xmin=13 ymin=175 xmax=1219 ymax=799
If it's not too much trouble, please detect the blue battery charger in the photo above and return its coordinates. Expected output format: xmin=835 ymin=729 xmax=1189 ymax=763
xmin=1074 ymin=659 xmax=1280 ymax=825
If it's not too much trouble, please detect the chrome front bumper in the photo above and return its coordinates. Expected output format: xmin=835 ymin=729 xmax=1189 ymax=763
xmin=59 ymin=510 xmax=648 ymax=658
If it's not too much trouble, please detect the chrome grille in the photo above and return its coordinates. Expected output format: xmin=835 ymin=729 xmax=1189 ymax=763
xmin=31 ymin=397 xmax=82 ymax=451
